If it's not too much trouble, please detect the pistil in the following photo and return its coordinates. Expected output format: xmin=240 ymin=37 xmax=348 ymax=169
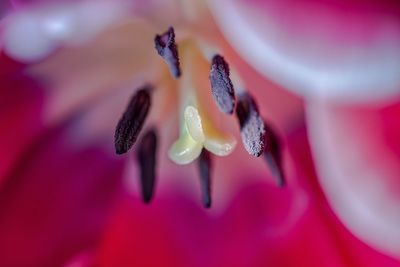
xmin=168 ymin=41 xmax=203 ymax=164
xmin=169 ymin=41 xmax=236 ymax=164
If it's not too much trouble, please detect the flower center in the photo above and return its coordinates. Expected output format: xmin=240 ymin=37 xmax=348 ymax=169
xmin=114 ymin=27 xmax=285 ymax=207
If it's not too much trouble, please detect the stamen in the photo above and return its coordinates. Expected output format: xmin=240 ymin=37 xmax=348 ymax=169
xmin=114 ymin=86 xmax=151 ymax=155
xmin=154 ymin=27 xmax=181 ymax=78
xmin=235 ymin=93 xmax=266 ymax=157
xmin=198 ymin=149 xmax=212 ymax=208
xmin=209 ymin=55 xmax=236 ymax=114
xmin=137 ymin=128 xmax=158 ymax=203
xmin=263 ymin=123 xmax=285 ymax=187
xmin=169 ymin=43 xmax=203 ymax=165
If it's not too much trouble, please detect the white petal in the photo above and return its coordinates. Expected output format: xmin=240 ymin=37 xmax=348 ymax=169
xmin=69 ymin=1 xmax=128 ymax=44
xmin=40 ymin=5 xmax=77 ymax=42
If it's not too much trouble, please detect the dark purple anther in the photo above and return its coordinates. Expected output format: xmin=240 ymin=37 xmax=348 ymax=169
xmin=137 ymin=128 xmax=158 ymax=203
xmin=114 ymin=86 xmax=151 ymax=155
xmin=263 ymin=123 xmax=285 ymax=187
xmin=209 ymin=55 xmax=235 ymax=114
xmin=198 ymin=149 xmax=212 ymax=208
xmin=235 ymin=93 xmax=266 ymax=157
xmin=154 ymin=27 xmax=181 ymax=78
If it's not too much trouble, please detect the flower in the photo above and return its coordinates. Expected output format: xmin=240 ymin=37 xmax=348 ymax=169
xmin=0 ymin=0 xmax=399 ymax=266
xmin=2 ymin=0 xmax=287 ymax=207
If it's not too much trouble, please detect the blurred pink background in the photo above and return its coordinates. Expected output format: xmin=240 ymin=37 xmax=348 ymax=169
xmin=0 ymin=0 xmax=399 ymax=266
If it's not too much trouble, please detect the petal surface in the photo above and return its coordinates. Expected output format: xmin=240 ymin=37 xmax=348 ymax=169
xmin=0 ymin=53 xmax=44 ymax=187
xmin=209 ymin=0 xmax=400 ymax=102
xmin=0 ymin=123 xmax=123 ymax=267
xmin=94 ymin=124 xmax=399 ymax=267
xmin=307 ymin=99 xmax=400 ymax=258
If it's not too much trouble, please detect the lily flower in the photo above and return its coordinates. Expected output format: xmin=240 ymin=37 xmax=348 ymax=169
xmin=2 ymin=0 xmax=285 ymax=207
xmin=0 ymin=0 xmax=399 ymax=266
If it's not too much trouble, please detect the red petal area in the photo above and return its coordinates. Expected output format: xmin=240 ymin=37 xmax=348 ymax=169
xmin=0 ymin=52 xmax=25 ymax=76
xmin=95 ymin=195 xmax=190 ymax=267
xmin=0 ymin=125 xmax=123 ymax=267
xmin=94 ymin=125 xmax=398 ymax=267
xmin=0 ymin=53 xmax=44 ymax=187
xmin=0 ymin=51 xmax=26 ymax=76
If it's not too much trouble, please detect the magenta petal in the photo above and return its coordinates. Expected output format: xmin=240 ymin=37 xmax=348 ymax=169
xmin=0 ymin=124 xmax=123 ymax=267
xmin=0 ymin=1 xmax=12 ymax=17
xmin=307 ymin=100 xmax=400 ymax=258
xmin=93 ymin=124 xmax=399 ymax=266
xmin=95 ymin=194 xmax=190 ymax=267
xmin=0 ymin=54 xmax=43 ymax=187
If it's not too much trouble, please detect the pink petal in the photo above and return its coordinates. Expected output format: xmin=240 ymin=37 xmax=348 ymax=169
xmin=0 ymin=52 xmax=43 ymax=187
xmin=0 ymin=121 xmax=124 ymax=266
xmin=28 ymin=19 xmax=158 ymax=126
xmin=0 ymin=1 xmax=12 ymax=17
xmin=94 ymin=125 xmax=399 ymax=266
xmin=209 ymin=0 xmax=400 ymax=101
xmin=307 ymin=99 xmax=400 ymax=258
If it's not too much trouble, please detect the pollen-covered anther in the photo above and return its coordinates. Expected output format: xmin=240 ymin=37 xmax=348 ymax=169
xmin=114 ymin=86 xmax=152 ymax=155
xmin=154 ymin=27 xmax=181 ymax=78
xmin=263 ymin=123 xmax=285 ymax=187
xmin=137 ymin=128 xmax=158 ymax=203
xmin=235 ymin=93 xmax=266 ymax=157
xmin=209 ymin=54 xmax=236 ymax=114
xmin=198 ymin=149 xmax=212 ymax=208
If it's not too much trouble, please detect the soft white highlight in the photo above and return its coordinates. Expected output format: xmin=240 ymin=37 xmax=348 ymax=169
xmin=2 ymin=1 xmax=129 ymax=62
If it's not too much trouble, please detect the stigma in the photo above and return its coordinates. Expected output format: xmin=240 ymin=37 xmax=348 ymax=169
xmin=114 ymin=27 xmax=285 ymax=208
